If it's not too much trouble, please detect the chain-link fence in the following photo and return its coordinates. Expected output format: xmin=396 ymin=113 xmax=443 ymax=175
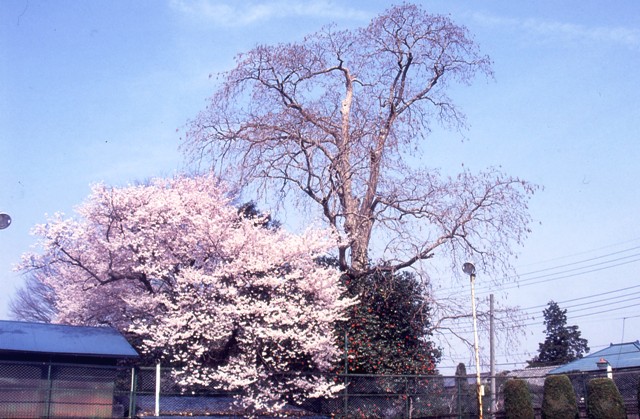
xmin=314 ymin=374 xmax=486 ymax=418
xmin=0 ymin=361 xmax=491 ymax=418
xmin=0 ymin=359 xmax=135 ymax=418
xmin=2 ymin=360 xmax=639 ymax=418
xmin=131 ymin=369 xmax=492 ymax=418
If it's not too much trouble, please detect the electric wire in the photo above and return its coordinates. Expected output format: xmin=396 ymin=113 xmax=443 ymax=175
xmin=431 ymin=240 xmax=640 ymax=367
xmin=436 ymin=290 xmax=640 ymax=336
xmin=435 ymin=242 xmax=640 ymax=296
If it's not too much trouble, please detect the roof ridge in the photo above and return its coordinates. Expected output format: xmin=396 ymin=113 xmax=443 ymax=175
xmin=0 ymin=319 xmax=116 ymax=331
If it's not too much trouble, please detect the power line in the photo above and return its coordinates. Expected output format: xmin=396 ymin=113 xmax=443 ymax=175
xmin=476 ymin=256 xmax=640 ymax=295
xmin=516 ymin=246 xmax=640 ymax=278
xmin=431 ymin=241 xmax=640 ymax=362
xmin=518 ymin=284 xmax=640 ymax=311
xmin=515 ymin=238 xmax=640 ymax=270
xmin=436 ymin=297 xmax=640 ymax=336
xmin=516 ymin=292 xmax=640 ymax=318
xmin=436 ymin=242 xmax=640 ymax=296
xmin=436 ymin=284 xmax=640 ymax=335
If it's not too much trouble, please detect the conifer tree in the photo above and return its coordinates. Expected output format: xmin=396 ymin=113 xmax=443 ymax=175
xmin=528 ymin=301 xmax=589 ymax=367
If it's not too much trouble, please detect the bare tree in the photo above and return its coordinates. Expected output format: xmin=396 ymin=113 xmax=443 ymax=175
xmin=183 ymin=3 xmax=536 ymax=279
xmin=10 ymin=270 xmax=57 ymax=323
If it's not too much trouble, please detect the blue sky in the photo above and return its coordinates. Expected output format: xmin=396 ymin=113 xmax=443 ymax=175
xmin=2 ymin=0 xmax=640 ymax=372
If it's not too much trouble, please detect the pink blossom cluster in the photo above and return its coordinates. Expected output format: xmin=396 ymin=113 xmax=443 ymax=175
xmin=21 ymin=175 xmax=355 ymax=412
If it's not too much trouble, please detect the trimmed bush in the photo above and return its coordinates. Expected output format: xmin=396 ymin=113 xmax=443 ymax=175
xmin=542 ymin=374 xmax=579 ymax=419
xmin=586 ymin=377 xmax=625 ymax=419
xmin=504 ymin=379 xmax=534 ymax=419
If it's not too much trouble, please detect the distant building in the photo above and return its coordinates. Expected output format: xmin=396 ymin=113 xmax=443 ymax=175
xmin=502 ymin=365 xmax=558 ymax=410
xmin=0 ymin=320 xmax=138 ymax=418
xmin=549 ymin=341 xmax=640 ymax=374
xmin=507 ymin=365 xmax=557 ymax=386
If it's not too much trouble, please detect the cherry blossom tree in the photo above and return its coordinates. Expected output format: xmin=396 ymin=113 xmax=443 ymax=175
xmin=19 ymin=175 xmax=355 ymax=412
xmin=182 ymin=3 xmax=537 ymax=279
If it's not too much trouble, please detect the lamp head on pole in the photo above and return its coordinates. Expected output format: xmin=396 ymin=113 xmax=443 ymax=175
xmin=462 ymin=262 xmax=476 ymax=276
xmin=0 ymin=213 xmax=11 ymax=230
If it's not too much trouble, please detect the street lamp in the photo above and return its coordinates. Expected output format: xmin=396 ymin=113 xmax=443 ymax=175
xmin=463 ymin=262 xmax=483 ymax=419
xmin=0 ymin=213 xmax=11 ymax=230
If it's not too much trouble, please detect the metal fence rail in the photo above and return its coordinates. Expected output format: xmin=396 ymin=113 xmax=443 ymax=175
xmin=1 ymin=360 xmax=640 ymax=418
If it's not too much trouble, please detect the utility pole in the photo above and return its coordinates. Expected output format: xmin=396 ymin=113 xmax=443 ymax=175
xmin=490 ymin=294 xmax=496 ymax=419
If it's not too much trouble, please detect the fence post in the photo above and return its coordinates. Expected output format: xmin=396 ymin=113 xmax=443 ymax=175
xmin=155 ymin=362 xmax=161 ymax=417
xmin=343 ymin=332 xmax=348 ymax=418
xmin=581 ymin=372 xmax=588 ymax=410
xmin=45 ymin=362 xmax=53 ymax=419
xmin=405 ymin=376 xmax=410 ymax=418
xmin=456 ymin=377 xmax=461 ymax=419
xmin=128 ymin=367 xmax=137 ymax=419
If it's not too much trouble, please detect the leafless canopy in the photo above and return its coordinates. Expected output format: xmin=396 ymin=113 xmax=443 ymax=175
xmin=10 ymin=270 xmax=57 ymax=323
xmin=183 ymin=4 xmax=536 ymax=278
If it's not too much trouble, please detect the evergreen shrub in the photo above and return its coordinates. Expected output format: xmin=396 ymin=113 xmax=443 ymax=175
xmin=586 ymin=377 xmax=625 ymax=419
xmin=504 ymin=379 xmax=534 ymax=419
xmin=541 ymin=374 xmax=578 ymax=419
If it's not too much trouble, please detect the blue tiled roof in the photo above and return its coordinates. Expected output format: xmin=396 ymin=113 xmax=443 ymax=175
xmin=550 ymin=341 xmax=640 ymax=374
xmin=0 ymin=320 xmax=138 ymax=358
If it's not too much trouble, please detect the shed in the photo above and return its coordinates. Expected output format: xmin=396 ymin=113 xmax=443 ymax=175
xmin=549 ymin=341 xmax=640 ymax=374
xmin=0 ymin=320 xmax=138 ymax=418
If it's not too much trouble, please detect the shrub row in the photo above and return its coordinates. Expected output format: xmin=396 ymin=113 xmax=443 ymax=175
xmin=503 ymin=375 xmax=626 ymax=419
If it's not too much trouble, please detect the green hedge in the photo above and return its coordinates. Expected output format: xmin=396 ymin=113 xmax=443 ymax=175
xmin=504 ymin=379 xmax=534 ymax=419
xmin=542 ymin=374 xmax=579 ymax=419
xmin=586 ymin=377 xmax=625 ymax=419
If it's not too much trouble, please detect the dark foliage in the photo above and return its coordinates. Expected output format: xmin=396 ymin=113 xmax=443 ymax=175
xmin=586 ymin=378 xmax=626 ymax=419
xmin=504 ymin=379 xmax=534 ymax=419
xmin=542 ymin=374 xmax=579 ymax=419
xmin=528 ymin=301 xmax=589 ymax=367
xmin=236 ymin=201 xmax=281 ymax=230
xmin=455 ymin=363 xmax=472 ymax=417
xmin=326 ymin=262 xmax=441 ymax=374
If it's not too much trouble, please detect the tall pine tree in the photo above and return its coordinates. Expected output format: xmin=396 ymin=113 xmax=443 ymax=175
xmin=528 ymin=301 xmax=589 ymax=367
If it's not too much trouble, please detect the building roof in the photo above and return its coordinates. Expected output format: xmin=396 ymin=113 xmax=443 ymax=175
xmin=0 ymin=320 xmax=138 ymax=359
xmin=506 ymin=366 xmax=557 ymax=386
xmin=549 ymin=341 xmax=640 ymax=374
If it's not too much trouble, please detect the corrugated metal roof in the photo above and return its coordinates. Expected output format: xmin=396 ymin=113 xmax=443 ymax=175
xmin=0 ymin=320 xmax=138 ymax=358
xmin=550 ymin=341 xmax=640 ymax=374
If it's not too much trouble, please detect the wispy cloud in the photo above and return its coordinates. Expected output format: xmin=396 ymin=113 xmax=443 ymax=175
xmin=170 ymin=0 xmax=369 ymax=27
xmin=472 ymin=12 xmax=640 ymax=49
